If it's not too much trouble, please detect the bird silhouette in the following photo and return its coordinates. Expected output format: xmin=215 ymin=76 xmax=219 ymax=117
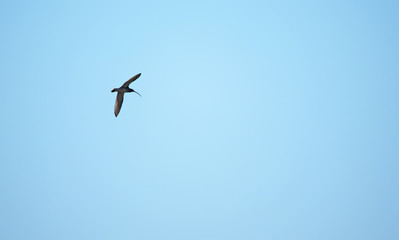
xmin=111 ymin=73 xmax=142 ymax=117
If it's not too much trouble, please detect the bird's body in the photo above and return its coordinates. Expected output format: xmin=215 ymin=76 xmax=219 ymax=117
xmin=111 ymin=73 xmax=142 ymax=117
xmin=112 ymin=87 xmax=134 ymax=93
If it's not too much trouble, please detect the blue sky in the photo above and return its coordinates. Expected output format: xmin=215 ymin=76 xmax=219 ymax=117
xmin=1 ymin=0 xmax=398 ymax=239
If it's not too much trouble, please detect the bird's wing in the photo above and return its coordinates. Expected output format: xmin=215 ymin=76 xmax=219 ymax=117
xmin=122 ymin=73 xmax=141 ymax=88
xmin=114 ymin=92 xmax=124 ymax=117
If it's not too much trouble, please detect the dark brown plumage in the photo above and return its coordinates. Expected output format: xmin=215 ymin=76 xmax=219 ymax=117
xmin=111 ymin=73 xmax=142 ymax=117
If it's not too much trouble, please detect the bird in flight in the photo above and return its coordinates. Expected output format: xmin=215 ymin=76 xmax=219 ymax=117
xmin=111 ymin=73 xmax=142 ymax=117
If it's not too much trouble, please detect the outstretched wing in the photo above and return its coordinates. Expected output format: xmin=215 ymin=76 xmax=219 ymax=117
xmin=114 ymin=92 xmax=124 ymax=117
xmin=122 ymin=73 xmax=141 ymax=88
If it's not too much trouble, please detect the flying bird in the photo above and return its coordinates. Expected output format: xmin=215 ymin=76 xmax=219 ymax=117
xmin=111 ymin=73 xmax=142 ymax=117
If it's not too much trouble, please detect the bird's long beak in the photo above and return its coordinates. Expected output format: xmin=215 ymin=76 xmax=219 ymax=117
xmin=134 ymin=90 xmax=141 ymax=97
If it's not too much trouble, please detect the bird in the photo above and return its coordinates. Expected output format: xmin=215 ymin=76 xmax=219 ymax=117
xmin=111 ymin=73 xmax=142 ymax=117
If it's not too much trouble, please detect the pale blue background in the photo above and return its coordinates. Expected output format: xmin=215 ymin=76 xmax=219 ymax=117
xmin=1 ymin=0 xmax=398 ymax=239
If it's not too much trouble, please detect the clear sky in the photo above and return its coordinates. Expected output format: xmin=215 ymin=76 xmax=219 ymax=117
xmin=1 ymin=0 xmax=398 ymax=239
